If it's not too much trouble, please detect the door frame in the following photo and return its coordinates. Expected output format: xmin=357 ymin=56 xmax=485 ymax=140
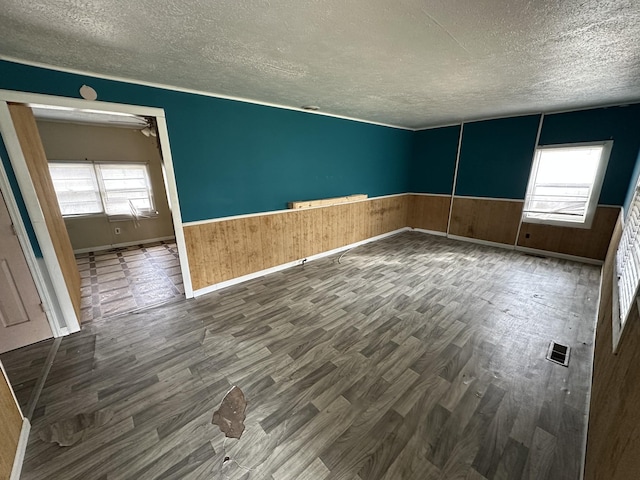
xmin=0 ymin=90 xmax=193 ymax=335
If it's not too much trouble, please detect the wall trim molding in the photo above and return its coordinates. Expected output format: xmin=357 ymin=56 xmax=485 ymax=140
xmin=182 ymin=195 xmax=621 ymax=228
xmin=412 ymin=104 xmax=639 ymax=133
xmin=448 ymin=123 xmax=465 ymax=234
xmin=407 ymin=192 xmax=452 ymax=198
xmin=0 ymin=56 xmax=412 ymax=132
xmin=72 ymin=236 xmax=176 ymax=254
xmin=514 ymin=246 xmax=603 ymax=265
xmin=452 ymin=195 xmax=526 ymax=203
xmin=9 ymin=418 xmax=30 ymax=480
xmin=411 ymin=227 xmax=447 ymax=237
xmin=192 ymin=227 xmax=410 ymax=297
xmin=182 ymin=193 xmax=409 ymax=227
xmin=446 ymin=234 xmax=516 ymax=251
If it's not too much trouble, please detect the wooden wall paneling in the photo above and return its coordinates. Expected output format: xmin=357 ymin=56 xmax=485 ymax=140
xmin=0 ymin=367 xmax=21 ymax=478
xmin=321 ymin=205 xmax=340 ymax=252
xmin=352 ymin=200 xmax=368 ymax=243
xmin=231 ymin=219 xmax=255 ymax=279
xmin=209 ymin=222 xmax=233 ymax=285
xmin=408 ymin=194 xmax=451 ymax=233
xmin=288 ymin=194 xmax=367 ymax=209
xmin=339 ymin=203 xmax=354 ymax=246
xmin=585 ymin=212 xmax=640 ymax=480
xmin=8 ymin=104 xmax=82 ymax=319
xmin=213 ymin=220 xmax=237 ymax=283
xmin=185 ymin=196 xmax=411 ymax=292
xmin=448 ymin=197 xmax=523 ymax=245
xmin=260 ymin=213 xmax=286 ymax=269
xmin=379 ymin=197 xmax=395 ymax=235
xmin=374 ymin=196 xmax=404 ymax=237
xmin=281 ymin=211 xmax=301 ymax=262
xmin=517 ymin=206 xmax=620 ymax=261
xmin=183 ymin=225 xmax=206 ymax=291
xmin=309 ymin=207 xmax=325 ymax=256
xmin=243 ymin=216 xmax=266 ymax=274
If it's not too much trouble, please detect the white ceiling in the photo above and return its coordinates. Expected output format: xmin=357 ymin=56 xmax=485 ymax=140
xmin=1 ymin=0 xmax=639 ymax=129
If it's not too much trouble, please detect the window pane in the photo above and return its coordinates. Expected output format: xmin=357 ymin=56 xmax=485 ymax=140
xmin=524 ymin=145 xmax=604 ymax=223
xmin=96 ymin=164 xmax=154 ymax=217
xmin=49 ymin=163 xmax=102 ymax=216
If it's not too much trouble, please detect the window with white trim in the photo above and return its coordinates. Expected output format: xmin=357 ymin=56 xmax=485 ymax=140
xmin=49 ymin=161 xmax=155 ymax=218
xmin=522 ymin=141 xmax=612 ymax=228
xmin=616 ymin=175 xmax=640 ymax=336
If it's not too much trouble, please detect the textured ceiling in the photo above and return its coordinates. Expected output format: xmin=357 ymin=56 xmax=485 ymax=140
xmin=1 ymin=0 xmax=640 ymax=129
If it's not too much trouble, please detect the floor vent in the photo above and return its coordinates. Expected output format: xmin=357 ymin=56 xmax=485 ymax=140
xmin=546 ymin=341 xmax=570 ymax=367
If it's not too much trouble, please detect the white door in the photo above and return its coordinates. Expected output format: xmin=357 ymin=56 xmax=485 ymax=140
xmin=0 ymin=188 xmax=52 ymax=353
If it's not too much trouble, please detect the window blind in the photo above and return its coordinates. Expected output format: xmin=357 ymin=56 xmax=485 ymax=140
xmin=616 ymin=182 xmax=640 ymax=326
xmin=49 ymin=163 xmax=103 ymax=215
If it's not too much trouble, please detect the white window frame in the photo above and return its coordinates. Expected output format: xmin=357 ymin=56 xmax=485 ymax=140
xmin=613 ymin=176 xmax=640 ymax=351
xmin=49 ymin=160 xmax=157 ymax=220
xmin=522 ymin=141 xmax=612 ymax=229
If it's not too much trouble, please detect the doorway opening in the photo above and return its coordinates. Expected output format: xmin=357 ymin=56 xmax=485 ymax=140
xmin=0 ymin=91 xmax=192 ymax=350
xmin=34 ymin=109 xmax=185 ymax=322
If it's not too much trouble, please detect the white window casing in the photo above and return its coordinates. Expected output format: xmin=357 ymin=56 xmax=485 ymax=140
xmin=522 ymin=141 xmax=612 ymax=229
xmin=48 ymin=161 xmax=156 ymax=220
xmin=616 ymin=176 xmax=640 ymax=337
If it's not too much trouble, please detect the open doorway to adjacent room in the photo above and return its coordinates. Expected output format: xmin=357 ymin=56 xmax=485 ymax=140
xmin=33 ymin=108 xmax=185 ymax=322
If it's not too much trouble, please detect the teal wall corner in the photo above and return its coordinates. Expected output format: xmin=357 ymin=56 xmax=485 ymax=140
xmin=455 ymin=115 xmax=541 ymax=199
xmin=410 ymin=125 xmax=460 ymax=195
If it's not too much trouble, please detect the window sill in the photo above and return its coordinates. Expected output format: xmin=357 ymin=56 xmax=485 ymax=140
xmin=63 ymin=212 xmax=160 ymax=222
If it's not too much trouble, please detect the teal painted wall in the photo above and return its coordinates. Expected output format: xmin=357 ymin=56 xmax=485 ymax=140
xmin=410 ymin=125 xmax=460 ymax=194
xmin=455 ymin=115 xmax=541 ymax=199
xmin=623 ymin=148 xmax=640 ymax=218
xmin=0 ymin=140 xmax=41 ymax=256
xmin=2 ymin=59 xmax=639 ymax=259
xmin=0 ymin=60 xmax=413 ymax=223
xmin=540 ymin=105 xmax=640 ymax=207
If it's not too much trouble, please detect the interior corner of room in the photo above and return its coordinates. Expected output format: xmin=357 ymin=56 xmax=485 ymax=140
xmin=0 ymin=20 xmax=639 ymax=479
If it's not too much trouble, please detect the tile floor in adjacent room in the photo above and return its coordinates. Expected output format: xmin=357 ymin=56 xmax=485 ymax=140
xmin=77 ymin=240 xmax=184 ymax=323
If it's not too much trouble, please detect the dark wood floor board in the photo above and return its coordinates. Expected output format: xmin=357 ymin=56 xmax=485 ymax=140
xmin=3 ymin=231 xmax=599 ymax=480
xmin=106 ymin=410 xmax=214 ymax=480
xmin=521 ymin=427 xmax=557 ymax=480
xmin=472 ymin=387 xmax=522 ymax=479
xmin=492 ymin=437 xmax=529 ymax=480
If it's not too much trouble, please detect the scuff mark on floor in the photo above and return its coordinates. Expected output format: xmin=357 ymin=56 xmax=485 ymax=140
xmin=39 ymin=409 xmax=114 ymax=447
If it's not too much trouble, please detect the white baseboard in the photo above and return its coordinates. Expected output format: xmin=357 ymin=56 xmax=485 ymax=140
xmin=192 ymin=228 xmax=410 ymax=297
xmin=73 ymin=236 xmax=176 ymax=254
xmin=446 ymin=234 xmax=516 ymax=251
xmin=415 ymin=231 xmax=603 ymax=266
xmin=411 ymin=227 xmax=447 ymax=237
xmin=515 ymin=246 xmax=603 ymax=265
xmin=10 ymin=418 xmax=30 ymax=480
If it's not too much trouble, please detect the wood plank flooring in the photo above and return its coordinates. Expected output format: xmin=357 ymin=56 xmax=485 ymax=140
xmin=13 ymin=232 xmax=599 ymax=479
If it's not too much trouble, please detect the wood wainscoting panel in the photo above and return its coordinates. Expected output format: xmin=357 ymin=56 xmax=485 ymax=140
xmin=407 ymin=194 xmax=451 ymax=233
xmin=0 ymin=367 xmax=21 ymax=478
xmin=8 ymin=104 xmax=81 ymax=320
xmin=184 ymin=196 xmax=409 ymax=290
xmin=585 ymin=212 xmax=640 ymax=480
xmin=517 ymin=206 xmax=620 ymax=261
xmin=448 ymin=197 xmax=523 ymax=245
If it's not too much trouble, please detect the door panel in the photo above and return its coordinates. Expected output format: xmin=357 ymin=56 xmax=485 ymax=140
xmin=0 ymin=189 xmax=52 ymax=353
xmin=0 ymin=259 xmax=30 ymax=326
xmin=8 ymin=104 xmax=81 ymax=321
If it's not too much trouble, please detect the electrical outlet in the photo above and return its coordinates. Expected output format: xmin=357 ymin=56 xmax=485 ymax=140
xmin=114 ymin=227 xmax=121 ymax=235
